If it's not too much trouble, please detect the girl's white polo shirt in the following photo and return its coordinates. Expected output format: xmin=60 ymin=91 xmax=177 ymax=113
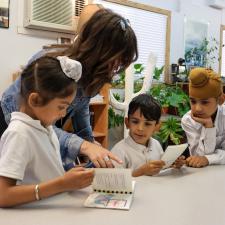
xmin=0 ymin=112 xmax=65 ymax=184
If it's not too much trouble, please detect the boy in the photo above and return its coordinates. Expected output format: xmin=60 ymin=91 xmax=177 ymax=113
xmin=181 ymin=68 xmax=225 ymax=168
xmin=111 ymin=94 xmax=184 ymax=177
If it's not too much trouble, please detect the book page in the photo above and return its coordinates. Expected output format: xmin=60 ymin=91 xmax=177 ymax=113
xmin=84 ymin=181 xmax=135 ymax=210
xmin=161 ymin=143 xmax=188 ymax=169
xmin=92 ymin=168 xmax=132 ymax=193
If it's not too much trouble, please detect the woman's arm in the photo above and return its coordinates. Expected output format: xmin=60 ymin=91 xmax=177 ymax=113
xmin=54 ymin=89 xmax=93 ymax=160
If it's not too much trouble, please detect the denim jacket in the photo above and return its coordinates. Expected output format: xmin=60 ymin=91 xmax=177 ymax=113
xmin=1 ymin=67 xmax=94 ymax=165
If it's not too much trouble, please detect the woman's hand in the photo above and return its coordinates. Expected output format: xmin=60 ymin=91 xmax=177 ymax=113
xmin=186 ymin=155 xmax=209 ymax=168
xmin=80 ymin=140 xmax=122 ymax=168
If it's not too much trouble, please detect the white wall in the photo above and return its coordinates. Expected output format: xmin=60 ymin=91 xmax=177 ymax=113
xmin=0 ymin=0 xmax=73 ymax=96
xmin=1 ymin=0 xmax=225 ymax=95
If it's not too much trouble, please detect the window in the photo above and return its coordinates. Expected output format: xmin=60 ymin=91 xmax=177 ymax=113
xmin=93 ymin=0 xmax=171 ymax=81
xmin=220 ymin=25 xmax=225 ymax=77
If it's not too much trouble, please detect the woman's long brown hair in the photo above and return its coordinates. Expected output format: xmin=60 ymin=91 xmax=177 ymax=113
xmin=47 ymin=9 xmax=138 ymax=96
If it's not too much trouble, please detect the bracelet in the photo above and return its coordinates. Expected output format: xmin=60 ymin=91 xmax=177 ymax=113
xmin=35 ymin=184 xmax=40 ymax=201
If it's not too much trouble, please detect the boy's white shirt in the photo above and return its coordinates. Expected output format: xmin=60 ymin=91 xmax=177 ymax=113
xmin=0 ymin=112 xmax=65 ymax=184
xmin=111 ymin=135 xmax=164 ymax=170
xmin=181 ymin=105 xmax=225 ymax=165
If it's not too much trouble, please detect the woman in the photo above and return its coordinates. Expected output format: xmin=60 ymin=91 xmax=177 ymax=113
xmin=1 ymin=8 xmax=138 ymax=169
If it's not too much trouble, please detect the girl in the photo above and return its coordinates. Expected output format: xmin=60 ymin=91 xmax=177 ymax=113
xmin=1 ymin=8 xmax=138 ymax=169
xmin=0 ymin=56 xmax=94 ymax=207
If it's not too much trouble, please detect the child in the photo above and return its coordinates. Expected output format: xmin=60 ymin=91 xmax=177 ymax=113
xmin=0 ymin=56 xmax=94 ymax=207
xmin=111 ymin=94 xmax=185 ymax=177
xmin=181 ymin=67 xmax=225 ymax=168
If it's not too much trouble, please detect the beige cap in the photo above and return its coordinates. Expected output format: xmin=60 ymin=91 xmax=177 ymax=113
xmin=189 ymin=67 xmax=222 ymax=99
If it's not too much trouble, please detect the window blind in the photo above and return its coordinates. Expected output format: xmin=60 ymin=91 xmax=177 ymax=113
xmin=93 ymin=0 xmax=168 ymax=81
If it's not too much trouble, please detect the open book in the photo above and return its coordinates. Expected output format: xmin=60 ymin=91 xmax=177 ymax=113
xmin=84 ymin=168 xmax=135 ymax=210
xmin=161 ymin=143 xmax=188 ymax=169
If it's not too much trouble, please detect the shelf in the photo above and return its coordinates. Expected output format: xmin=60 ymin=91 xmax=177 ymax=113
xmin=93 ymin=131 xmax=106 ymax=138
xmin=62 ymin=84 xmax=109 ymax=148
xmin=89 ymin=102 xmax=107 ymax=106
xmin=89 ymin=84 xmax=110 ymax=148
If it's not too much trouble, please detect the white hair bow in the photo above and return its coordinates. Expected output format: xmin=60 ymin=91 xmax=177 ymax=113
xmin=57 ymin=56 xmax=82 ymax=82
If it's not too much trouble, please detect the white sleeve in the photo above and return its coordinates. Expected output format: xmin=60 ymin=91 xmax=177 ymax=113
xmin=0 ymin=131 xmax=32 ymax=180
xmin=181 ymin=114 xmax=217 ymax=156
xmin=181 ymin=114 xmax=225 ymax=164
xmin=205 ymin=139 xmax=225 ymax=165
xmin=111 ymin=142 xmax=128 ymax=168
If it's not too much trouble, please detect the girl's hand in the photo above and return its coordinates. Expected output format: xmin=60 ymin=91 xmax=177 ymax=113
xmin=191 ymin=113 xmax=213 ymax=128
xmin=133 ymin=160 xmax=165 ymax=177
xmin=172 ymin=156 xmax=186 ymax=169
xmin=61 ymin=167 xmax=94 ymax=192
xmin=186 ymin=156 xmax=209 ymax=168
xmin=80 ymin=140 xmax=122 ymax=168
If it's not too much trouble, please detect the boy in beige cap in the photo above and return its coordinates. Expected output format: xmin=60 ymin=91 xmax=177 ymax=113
xmin=181 ymin=68 xmax=225 ymax=167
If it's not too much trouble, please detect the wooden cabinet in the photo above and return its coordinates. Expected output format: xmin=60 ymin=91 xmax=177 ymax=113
xmin=89 ymin=84 xmax=109 ymax=148
xmin=63 ymin=84 xmax=109 ymax=148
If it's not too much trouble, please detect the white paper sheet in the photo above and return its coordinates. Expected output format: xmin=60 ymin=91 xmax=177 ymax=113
xmin=161 ymin=143 xmax=188 ymax=169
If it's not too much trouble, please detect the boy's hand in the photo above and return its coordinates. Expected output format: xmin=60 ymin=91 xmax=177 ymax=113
xmin=145 ymin=160 xmax=165 ymax=176
xmin=61 ymin=167 xmax=94 ymax=191
xmin=134 ymin=160 xmax=165 ymax=177
xmin=191 ymin=113 xmax=213 ymax=128
xmin=186 ymin=156 xmax=209 ymax=168
xmin=172 ymin=156 xmax=186 ymax=169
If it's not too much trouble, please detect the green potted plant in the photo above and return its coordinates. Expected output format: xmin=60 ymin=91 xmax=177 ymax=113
xmin=154 ymin=117 xmax=184 ymax=148
xmin=134 ymin=63 xmax=144 ymax=93
xmin=111 ymin=63 xmax=145 ymax=100
xmin=149 ymin=83 xmax=170 ymax=114
xmin=153 ymin=65 xmax=164 ymax=81
xmin=108 ymin=93 xmax=124 ymax=129
xmin=149 ymin=84 xmax=190 ymax=117
xmin=165 ymin=85 xmax=190 ymax=117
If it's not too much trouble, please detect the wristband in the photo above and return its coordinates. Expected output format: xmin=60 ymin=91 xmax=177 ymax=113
xmin=35 ymin=184 xmax=40 ymax=201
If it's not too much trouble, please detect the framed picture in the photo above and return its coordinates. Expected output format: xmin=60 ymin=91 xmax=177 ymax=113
xmin=0 ymin=0 xmax=9 ymax=28
xmin=184 ymin=18 xmax=208 ymax=68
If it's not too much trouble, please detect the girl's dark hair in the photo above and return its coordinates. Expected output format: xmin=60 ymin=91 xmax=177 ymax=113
xmin=20 ymin=56 xmax=77 ymax=106
xmin=128 ymin=94 xmax=161 ymax=123
xmin=47 ymin=9 xmax=138 ymax=96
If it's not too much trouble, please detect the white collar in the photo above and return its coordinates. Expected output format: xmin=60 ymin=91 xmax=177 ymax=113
xmin=125 ymin=134 xmax=152 ymax=152
xmin=11 ymin=112 xmax=53 ymax=135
